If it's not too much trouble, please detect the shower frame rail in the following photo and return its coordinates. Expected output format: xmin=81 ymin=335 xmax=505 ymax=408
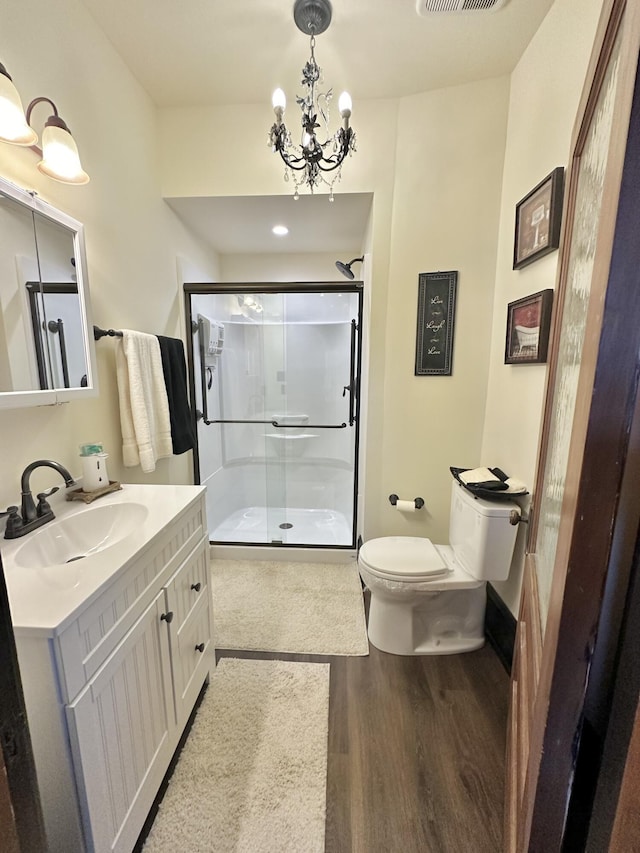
xmin=47 ymin=318 xmax=70 ymax=388
xmin=26 ymin=281 xmax=78 ymax=390
xmin=348 ymin=318 xmax=357 ymax=426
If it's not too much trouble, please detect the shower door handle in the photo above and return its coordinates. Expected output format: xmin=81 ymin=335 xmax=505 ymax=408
xmin=202 ymin=418 xmax=349 ymax=429
xmin=47 ymin=318 xmax=70 ymax=389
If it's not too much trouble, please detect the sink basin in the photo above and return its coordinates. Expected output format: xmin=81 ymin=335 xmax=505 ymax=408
xmin=12 ymin=502 xmax=149 ymax=569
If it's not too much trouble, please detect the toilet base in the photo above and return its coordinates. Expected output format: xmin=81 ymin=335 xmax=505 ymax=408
xmin=365 ymin=584 xmax=486 ymax=656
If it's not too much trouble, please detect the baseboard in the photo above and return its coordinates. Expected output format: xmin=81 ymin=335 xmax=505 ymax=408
xmin=209 ymin=544 xmax=357 ymax=563
xmin=485 ymin=583 xmax=516 ymax=675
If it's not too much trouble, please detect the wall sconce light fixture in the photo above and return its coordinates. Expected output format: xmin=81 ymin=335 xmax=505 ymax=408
xmin=0 ymin=61 xmax=89 ymax=185
xmin=0 ymin=62 xmax=37 ymax=145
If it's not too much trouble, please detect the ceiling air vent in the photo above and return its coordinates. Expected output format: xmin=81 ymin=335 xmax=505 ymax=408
xmin=416 ymin=0 xmax=509 ymax=14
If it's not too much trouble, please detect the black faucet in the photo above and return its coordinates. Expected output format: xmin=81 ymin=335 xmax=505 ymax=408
xmin=3 ymin=460 xmax=76 ymax=539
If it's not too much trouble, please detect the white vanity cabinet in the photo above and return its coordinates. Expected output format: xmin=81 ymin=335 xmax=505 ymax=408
xmin=66 ymin=591 xmax=176 ymax=853
xmin=8 ymin=487 xmax=212 ymax=853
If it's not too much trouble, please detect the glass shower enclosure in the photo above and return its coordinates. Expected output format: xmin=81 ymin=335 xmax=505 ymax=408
xmin=185 ymin=284 xmax=362 ymax=549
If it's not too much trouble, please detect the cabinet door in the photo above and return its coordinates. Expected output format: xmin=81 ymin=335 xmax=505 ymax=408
xmin=164 ymin=535 xmax=213 ymax=725
xmin=166 ymin=535 xmax=209 ymax=633
xmin=66 ymin=592 xmax=174 ymax=853
xmin=170 ymin=593 xmax=213 ymax=724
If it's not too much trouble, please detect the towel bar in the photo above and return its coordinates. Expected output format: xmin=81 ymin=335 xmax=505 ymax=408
xmin=93 ymin=325 xmax=123 ymax=340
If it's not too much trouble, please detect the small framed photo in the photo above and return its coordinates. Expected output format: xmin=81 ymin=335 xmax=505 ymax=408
xmin=505 ymin=289 xmax=554 ymax=365
xmin=513 ymin=167 xmax=564 ymax=269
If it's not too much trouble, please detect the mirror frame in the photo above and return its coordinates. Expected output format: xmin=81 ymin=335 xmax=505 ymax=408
xmin=0 ymin=176 xmax=98 ymax=408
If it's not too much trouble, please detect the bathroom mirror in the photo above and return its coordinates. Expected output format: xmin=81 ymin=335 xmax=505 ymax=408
xmin=0 ymin=176 xmax=97 ymax=408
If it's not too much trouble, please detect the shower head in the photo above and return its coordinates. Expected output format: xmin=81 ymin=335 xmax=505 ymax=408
xmin=335 ymin=256 xmax=364 ymax=280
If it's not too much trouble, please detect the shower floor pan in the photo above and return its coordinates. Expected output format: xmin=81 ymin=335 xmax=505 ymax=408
xmin=210 ymin=505 xmax=353 ymax=546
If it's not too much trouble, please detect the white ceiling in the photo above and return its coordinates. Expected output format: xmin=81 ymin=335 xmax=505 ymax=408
xmin=79 ymin=0 xmax=555 ymax=254
xmin=80 ymin=0 xmax=554 ymax=107
xmin=166 ymin=193 xmax=374 ymax=255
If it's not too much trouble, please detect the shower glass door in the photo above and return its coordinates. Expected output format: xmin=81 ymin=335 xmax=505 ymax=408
xmin=187 ymin=284 xmax=361 ymax=549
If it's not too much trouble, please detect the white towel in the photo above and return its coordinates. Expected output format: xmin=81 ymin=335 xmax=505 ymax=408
xmin=505 ymin=477 xmax=528 ymax=494
xmin=115 ymin=330 xmax=173 ymax=473
xmin=459 ymin=467 xmax=500 ymax=485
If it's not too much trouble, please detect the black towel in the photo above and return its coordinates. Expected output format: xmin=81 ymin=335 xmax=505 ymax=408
xmin=156 ymin=336 xmax=196 ymax=455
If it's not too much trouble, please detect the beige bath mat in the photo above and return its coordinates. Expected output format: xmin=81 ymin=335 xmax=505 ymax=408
xmin=143 ymin=658 xmax=330 ymax=852
xmin=211 ymin=559 xmax=369 ymax=655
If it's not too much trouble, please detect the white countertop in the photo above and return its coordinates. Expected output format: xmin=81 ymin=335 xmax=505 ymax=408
xmin=0 ymin=483 xmax=206 ymax=637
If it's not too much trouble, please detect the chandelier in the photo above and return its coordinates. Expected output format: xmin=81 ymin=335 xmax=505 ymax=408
xmin=268 ymin=0 xmax=356 ymax=199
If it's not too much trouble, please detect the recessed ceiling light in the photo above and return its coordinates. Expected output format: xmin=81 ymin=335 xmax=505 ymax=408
xmin=272 ymin=224 xmax=289 ymax=236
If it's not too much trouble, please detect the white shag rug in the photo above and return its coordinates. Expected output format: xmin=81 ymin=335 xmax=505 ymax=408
xmin=144 ymin=658 xmax=330 ymax=853
xmin=211 ymin=559 xmax=369 ymax=655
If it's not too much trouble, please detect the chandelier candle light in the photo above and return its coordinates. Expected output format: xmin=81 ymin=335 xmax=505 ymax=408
xmin=269 ymin=0 xmax=356 ymax=199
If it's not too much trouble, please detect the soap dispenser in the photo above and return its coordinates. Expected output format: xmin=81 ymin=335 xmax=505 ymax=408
xmin=79 ymin=443 xmax=110 ymax=492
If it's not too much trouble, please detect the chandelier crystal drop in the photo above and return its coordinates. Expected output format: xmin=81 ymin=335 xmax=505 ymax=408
xmin=268 ymin=0 xmax=356 ymax=198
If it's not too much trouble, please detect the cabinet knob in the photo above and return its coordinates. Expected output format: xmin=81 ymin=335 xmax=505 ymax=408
xmin=195 ymin=642 xmax=205 ymax=653
xmin=190 ymin=582 xmax=202 ymax=592
xmin=160 ymin=611 xmax=174 ymax=624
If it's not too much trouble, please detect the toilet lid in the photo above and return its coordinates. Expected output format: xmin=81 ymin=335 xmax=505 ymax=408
xmin=359 ymin=537 xmax=449 ymax=578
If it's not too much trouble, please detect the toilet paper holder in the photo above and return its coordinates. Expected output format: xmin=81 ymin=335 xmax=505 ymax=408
xmin=389 ymin=494 xmax=424 ymax=510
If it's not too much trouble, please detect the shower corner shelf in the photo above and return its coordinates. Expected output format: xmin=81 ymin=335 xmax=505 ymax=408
xmin=263 ymin=432 xmax=318 ymax=440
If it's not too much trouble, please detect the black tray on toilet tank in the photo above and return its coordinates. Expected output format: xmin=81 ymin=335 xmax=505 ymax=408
xmin=450 ymin=467 xmax=529 ymax=502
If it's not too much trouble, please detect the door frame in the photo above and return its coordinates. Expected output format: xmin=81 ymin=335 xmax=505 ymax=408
xmin=586 ymin=499 xmax=640 ymax=850
xmin=0 ymin=553 xmax=47 ymax=852
xmin=183 ymin=281 xmax=364 ymax=550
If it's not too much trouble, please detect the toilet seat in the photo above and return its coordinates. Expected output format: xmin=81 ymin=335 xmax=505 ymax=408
xmin=359 ymin=536 xmax=449 ymax=583
xmin=359 ymin=536 xmax=482 ymax=589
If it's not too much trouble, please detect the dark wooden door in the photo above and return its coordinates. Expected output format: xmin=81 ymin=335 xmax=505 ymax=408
xmin=506 ymin=0 xmax=640 ymax=849
xmin=0 ymin=551 xmax=47 ymax=852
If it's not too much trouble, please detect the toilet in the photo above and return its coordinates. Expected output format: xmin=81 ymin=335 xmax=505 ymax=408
xmin=358 ymin=480 xmax=520 ymax=655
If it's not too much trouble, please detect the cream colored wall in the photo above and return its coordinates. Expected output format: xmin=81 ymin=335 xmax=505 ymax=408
xmin=481 ymin=0 xmax=605 ymax=615
xmin=159 ymin=100 xmax=395 ymax=201
xmin=378 ymin=78 xmax=509 ymax=543
xmin=219 ymin=253 xmax=359 ymax=283
xmin=0 ymin=0 xmax=220 ymax=513
xmin=159 ymin=77 xmax=511 ymax=542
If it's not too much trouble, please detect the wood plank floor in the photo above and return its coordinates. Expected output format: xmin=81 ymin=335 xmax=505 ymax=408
xmin=217 ymin=598 xmax=509 ymax=853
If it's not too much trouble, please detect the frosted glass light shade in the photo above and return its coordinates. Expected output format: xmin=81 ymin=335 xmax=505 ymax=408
xmin=338 ymin=91 xmax=352 ymax=118
xmin=272 ymin=88 xmax=286 ymax=112
xmin=0 ymin=72 xmax=37 ymax=145
xmin=38 ymin=124 xmax=89 ymax=184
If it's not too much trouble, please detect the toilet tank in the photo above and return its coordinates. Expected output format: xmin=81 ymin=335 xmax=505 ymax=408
xmin=449 ymin=482 xmax=519 ymax=581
